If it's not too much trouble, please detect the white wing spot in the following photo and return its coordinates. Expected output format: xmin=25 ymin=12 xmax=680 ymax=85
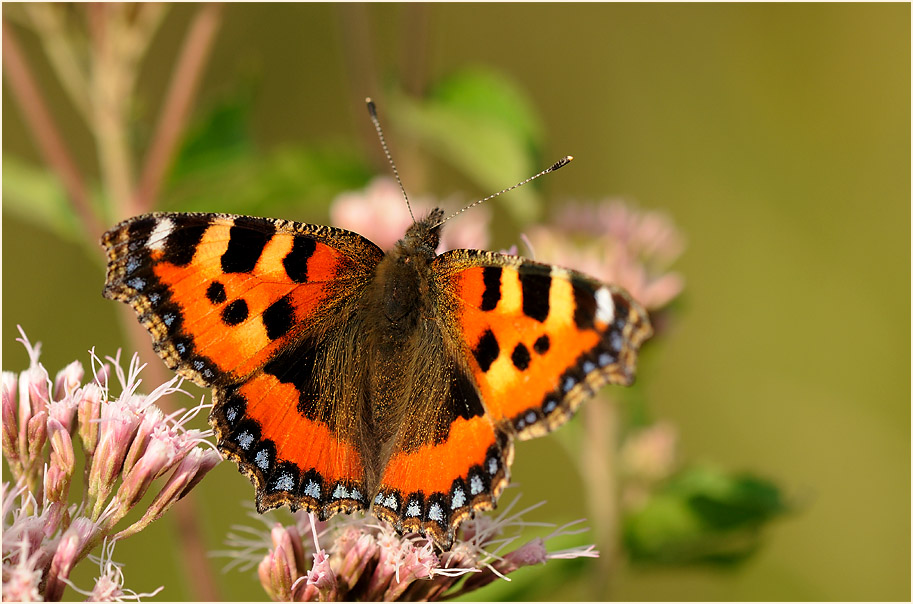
xmin=451 ymin=487 xmax=466 ymax=508
xmin=470 ymin=475 xmax=484 ymax=495
xmin=487 ymin=457 xmax=498 ymax=475
xmin=147 ymin=218 xmax=175 ymax=251
xmin=406 ymin=501 xmax=421 ymax=517
xmin=374 ymin=493 xmax=384 ymax=505
xmin=333 ymin=484 xmax=349 ymax=499
xmin=583 ymin=360 xmax=596 ymax=374
xmin=383 ymin=495 xmax=398 ymax=510
xmin=304 ymin=480 xmax=321 ymax=499
xmin=254 ymin=448 xmax=270 ymax=469
xmin=350 ymin=488 xmax=362 ymax=501
xmin=273 ymin=471 xmax=295 ymax=491
xmin=237 ymin=431 xmax=254 ymax=449
xmin=429 ymin=502 xmax=444 ymax=522
xmin=595 ymin=287 xmax=615 ymax=324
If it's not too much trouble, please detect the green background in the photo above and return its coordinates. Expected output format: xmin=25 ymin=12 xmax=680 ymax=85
xmin=2 ymin=3 xmax=909 ymax=601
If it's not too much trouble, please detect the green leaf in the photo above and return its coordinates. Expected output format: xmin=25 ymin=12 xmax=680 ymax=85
xmin=162 ymin=144 xmax=373 ymax=220
xmin=623 ymin=465 xmax=789 ymax=566
xmin=168 ymin=93 xmax=255 ymax=184
xmin=387 ymin=68 xmax=546 ymax=223
xmin=431 ymin=67 xmax=544 ymax=155
xmin=162 ymin=89 xmax=373 ymax=219
xmin=2 ymin=157 xmax=84 ymax=243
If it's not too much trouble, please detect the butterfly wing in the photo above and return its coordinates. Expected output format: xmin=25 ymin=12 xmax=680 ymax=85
xmin=438 ymin=250 xmax=652 ymax=437
xmin=371 ymin=249 xmax=651 ymax=548
xmin=101 ymin=212 xmax=383 ymax=517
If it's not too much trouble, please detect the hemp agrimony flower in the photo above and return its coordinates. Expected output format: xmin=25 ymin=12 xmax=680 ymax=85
xmin=1 ymin=328 xmax=221 ymax=601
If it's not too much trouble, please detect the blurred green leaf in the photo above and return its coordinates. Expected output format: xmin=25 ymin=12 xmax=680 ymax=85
xmin=2 ymin=157 xmax=84 ymax=244
xmin=168 ymin=95 xmax=254 ymax=184
xmin=163 ymin=144 xmax=373 ymax=219
xmin=388 ymin=68 xmax=546 ymax=223
xmin=163 ymin=93 xmax=373 ymax=219
xmin=623 ymin=466 xmax=789 ymax=566
xmin=431 ymin=67 xmax=544 ymax=156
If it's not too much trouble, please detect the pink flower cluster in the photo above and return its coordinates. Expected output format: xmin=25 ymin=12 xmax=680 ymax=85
xmin=1 ymin=328 xmax=221 ymax=601
xmin=221 ymin=494 xmax=597 ymax=602
xmin=525 ymin=200 xmax=685 ymax=311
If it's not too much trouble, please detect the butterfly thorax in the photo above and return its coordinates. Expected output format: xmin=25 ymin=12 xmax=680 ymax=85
xmin=373 ymin=210 xmax=444 ymax=326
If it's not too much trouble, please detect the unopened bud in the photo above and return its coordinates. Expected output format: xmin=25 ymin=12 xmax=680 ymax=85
xmin=53 ymin=361 xmax=84 ymax=400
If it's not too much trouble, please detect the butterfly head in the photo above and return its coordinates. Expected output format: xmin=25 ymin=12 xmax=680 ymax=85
xmin=396 ymin=208 xmax=445 ymax=258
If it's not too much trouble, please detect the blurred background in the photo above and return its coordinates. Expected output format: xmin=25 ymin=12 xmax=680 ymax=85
xmin=2 ymin=3 xmax=909 ymax=601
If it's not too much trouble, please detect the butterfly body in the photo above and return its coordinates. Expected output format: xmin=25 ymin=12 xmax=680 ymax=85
xmin=102 ymin=208 xmax=651 ymax=548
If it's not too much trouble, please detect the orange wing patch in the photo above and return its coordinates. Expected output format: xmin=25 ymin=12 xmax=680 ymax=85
xmin=373 ymin=415 xmax=511 ymax=548
xmin=213 ymin=369 xmax=368 ymax=518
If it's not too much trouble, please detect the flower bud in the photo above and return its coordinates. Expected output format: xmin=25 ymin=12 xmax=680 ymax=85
xmin=77 ymin=383 xmax=104 ymax=455
xmin=259 ymin=525 xmax=301 ymax=601
xmin=302 ymin=549 xmax=338 ymax=602
xmin=26 ymin=411 xmax=47 ymax=465
xmin=53 ymin=360 xmax=84 ymax=401
xmin=108 ymin=435 xmax=176 ymax=529
xmin=47 ymin=418 xmax=75 ymax=477
xmin=44 ymin=517 xmax=98 ymax=600
xmin=87 ymin=402 xmax=141 ymax=518
xmin=2 ymin=371 xmax=20 ymax=467
xmin=121 ymin=406 xmax=166 ymax=476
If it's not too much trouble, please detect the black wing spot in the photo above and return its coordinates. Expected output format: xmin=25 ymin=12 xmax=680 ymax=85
xmin=533 ymin=334 xmax=550 ymax=354
xmin=283 ymin=236 xmax=317 ymax=283
xmin=206 ymin=281 xmax=227 ymax=304
xmin=573 ymin=283 xmax=597 ymax=329
xmin=480 ymin=267 xmax=502 ymax=311
xmin=262 ymin=296 xmax=295 ymax=340
xmin=221 ymin=218 xmax=274 ymax=273
xmin=449 ymin=364 xmax=485 ymax=420
xmin=163 ymin=223 xmax=207 ymax=267
xmin=221 ymin=299 xmax=249 ymax=326
xmin=520 ymin=270 xmax=551 ymax=322
xmin=473 ymin=329 xmax=500 ymax=373
xmin=511 ymin=343 xmax=531 ymax=371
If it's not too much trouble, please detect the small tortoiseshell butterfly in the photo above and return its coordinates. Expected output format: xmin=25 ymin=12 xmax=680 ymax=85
xmin=101 ymin=104 xmax=652 ymax=549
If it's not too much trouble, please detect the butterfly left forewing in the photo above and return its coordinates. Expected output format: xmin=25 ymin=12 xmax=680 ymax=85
xmin=434 ymin=249 xmax=652 ymax=440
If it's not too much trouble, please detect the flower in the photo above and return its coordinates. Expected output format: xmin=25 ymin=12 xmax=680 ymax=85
xmin=330 ymin=177 xmax=491 ymax=252
xmin=525 ymin=199 xmax=685 ymax=311
xmin=1 ymin=327 xmax=219 ymax=601
xmin=220 ymin=492 xmax=598 ymax=602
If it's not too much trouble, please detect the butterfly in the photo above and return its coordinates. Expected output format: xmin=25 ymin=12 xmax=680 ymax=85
xmin=100 ymin=127 xmax=652 ymax=550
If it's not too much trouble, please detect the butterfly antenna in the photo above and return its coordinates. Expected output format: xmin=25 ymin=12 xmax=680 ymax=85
xmin=431 ymin=155 xmax=574 ymax=229
xmin=366 ymin=98 xmax=415 ymax=223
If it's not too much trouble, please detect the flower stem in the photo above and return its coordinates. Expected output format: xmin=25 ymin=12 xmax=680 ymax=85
xmin=1 ymin=19 xmax=102 ymax=241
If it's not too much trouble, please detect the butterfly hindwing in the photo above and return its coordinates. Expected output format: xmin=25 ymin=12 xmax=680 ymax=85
xmin=371 ymin=353 xmax=513 ymax=548
xmin=102 ymin=212 xmax=383 ymax=518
